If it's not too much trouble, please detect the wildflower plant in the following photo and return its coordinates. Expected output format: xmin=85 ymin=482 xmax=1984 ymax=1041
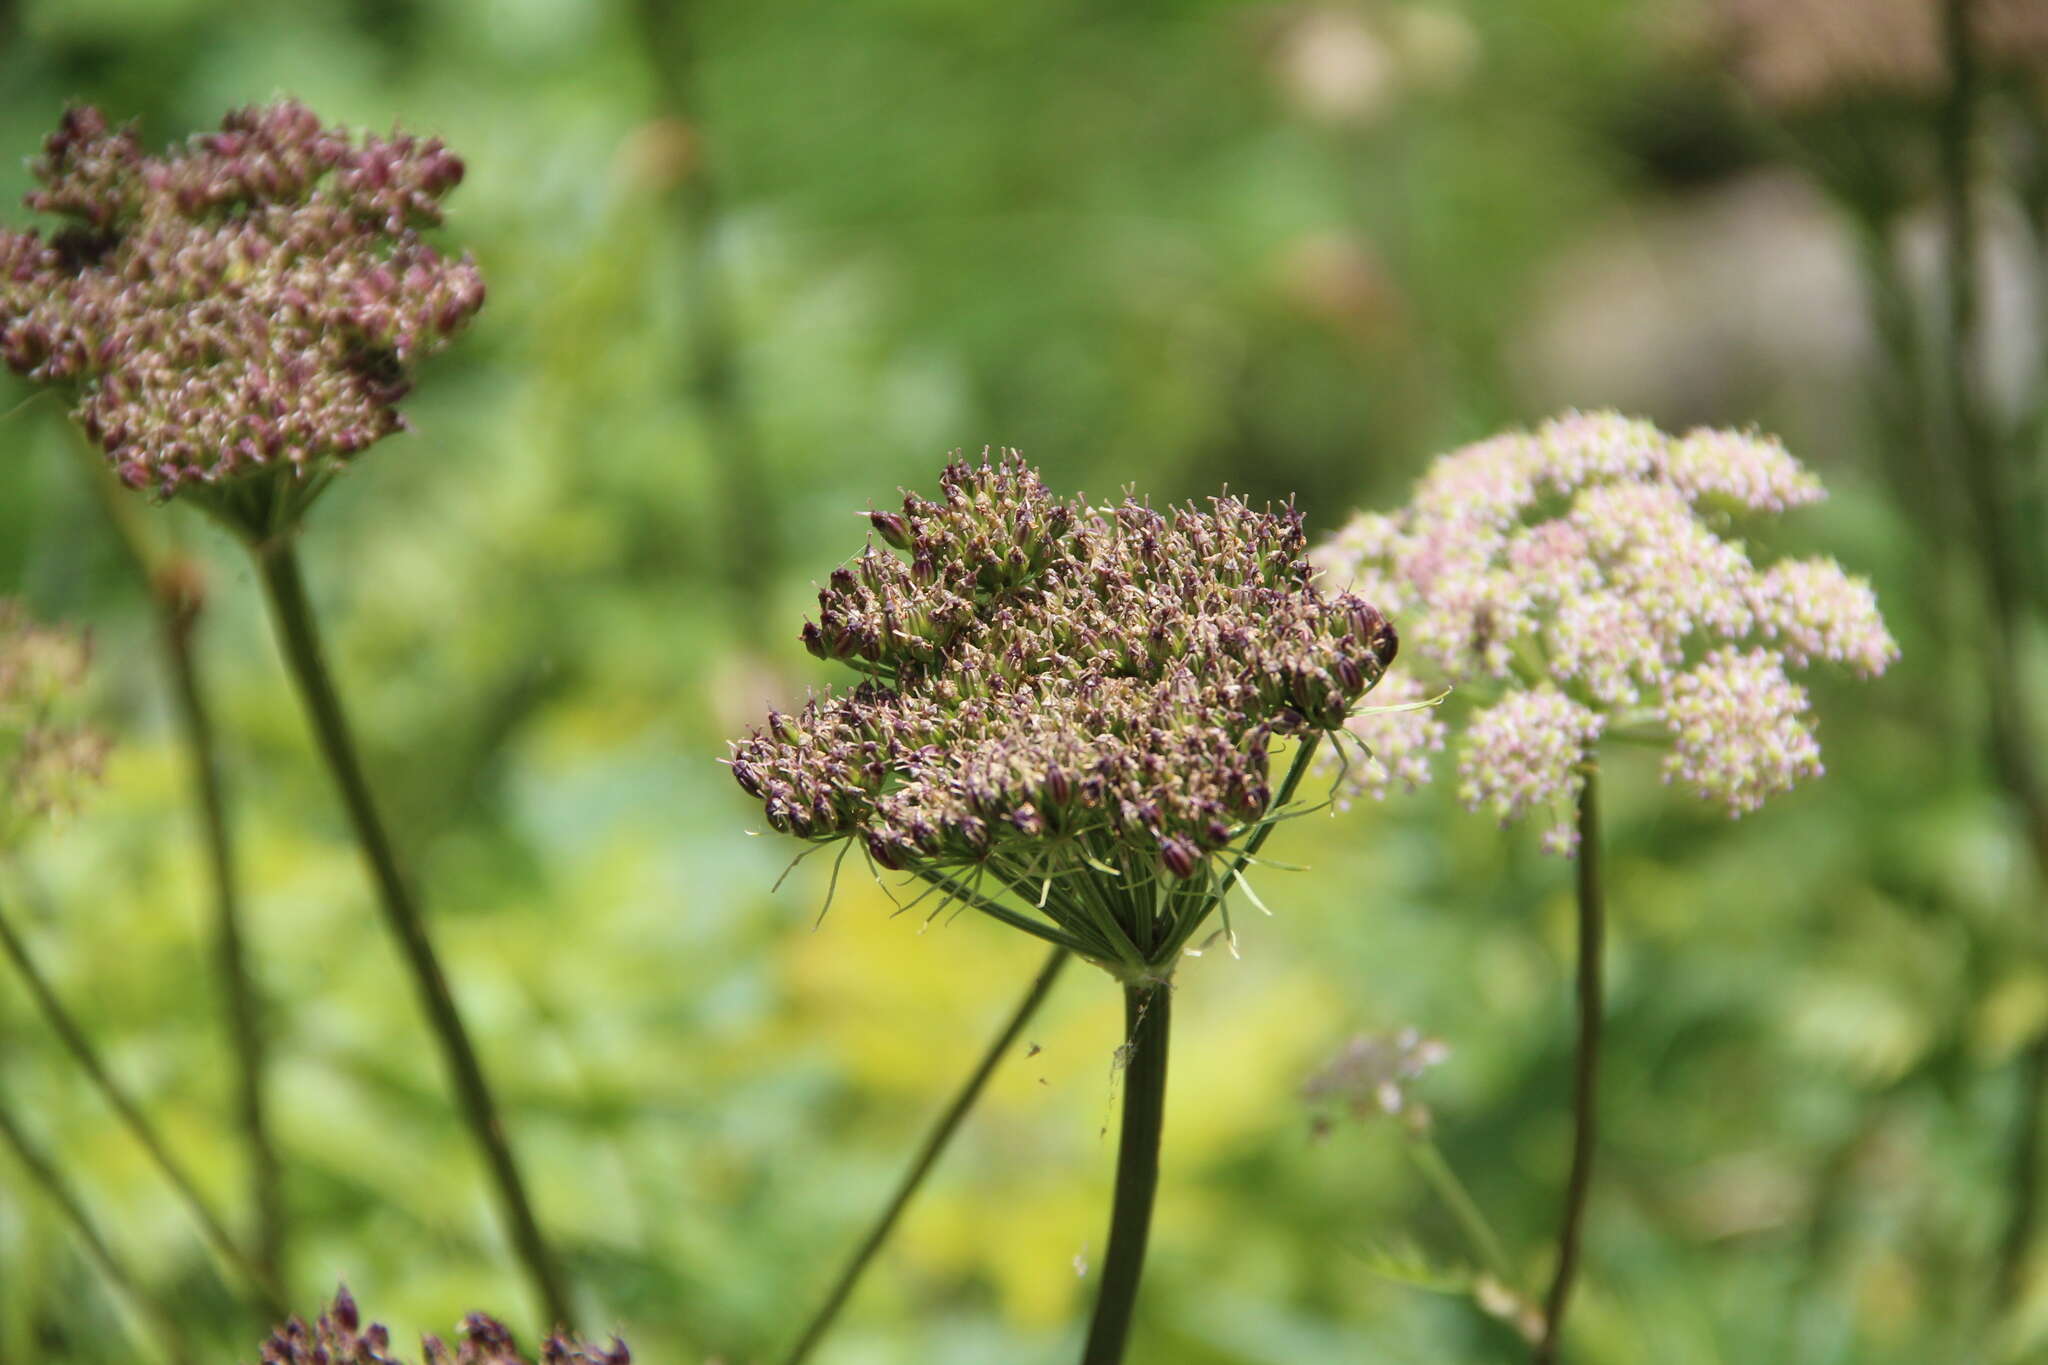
xmin=1316 ymin=411 xmax=1896 ymax=850
xmin=260 ymin=1288 xmax=629 ymax=1365
xmin=0 ymin=102 xmax=484 ymax=538
xmin=0 ymin=105 xmax=568 ymax=1330
xmin=732 ymin=452 xmax=1399 ymax=1363
xmin=1314 ymin=411 xmax=1894 ymax=1360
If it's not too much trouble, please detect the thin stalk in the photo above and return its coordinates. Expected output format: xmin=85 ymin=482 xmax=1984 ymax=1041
xmin=1534 ymin=763 xmax=1603 ymax=1365
xmin=75 ymin=444 xmax=286 ymax=1292
xmin=0 ymin=1088 xmax=195 ymax=1365
xmin=1931 ymin=0 xmax=2048 ymax=1306
xmin=779 ymin=944 xmax=1071 ymax=1365
xmin=633 ymin=0 xmax=779 ymax=639
xmin=2002 ymin=1032 xmax=2048 ymax=1304
xmin=0 ymin=891 xmax=283 ymax=1316
xmin=249 ymin=537 xmax=570 ymax=1329
xmin=1407 ymin=1136 xmax=1514 ymax=1285
xmin=1080 ymin=980 xmax=1171 ymax=1365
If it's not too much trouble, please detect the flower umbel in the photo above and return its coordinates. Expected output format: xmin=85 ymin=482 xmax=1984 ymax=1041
xmin=260 ymin=1287 xmax=629 ymax=1365
xmin=1314 ymin=411 xmax=1895 ymax=851
xmin=0 ymin=599 xmax=108 ymax=846
xmin=730 ymin=451 xmax=1400 ymax=974
xmin=0 ymin=102 xmax=484 ymax=534
xmin=1303 ymin=1027 xmax=1450 ymax=1138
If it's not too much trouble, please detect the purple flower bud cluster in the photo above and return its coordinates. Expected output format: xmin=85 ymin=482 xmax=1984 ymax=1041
xmin=0 ymin=102 xmax=483 ymax=499
xmin=260 ymin=1286 xmax=629 ymax=1365
xmin=731 ymin=452 xmax=1398 ymax=934
xmin=1 ymin=599 xmax=108 ymax=845
xmin=1314 ymin=412 xmax=1896 ymax=851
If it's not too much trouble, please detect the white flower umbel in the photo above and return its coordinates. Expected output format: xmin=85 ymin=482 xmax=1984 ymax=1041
xmin=1315 ymin=410 xmax=1895 ymax=853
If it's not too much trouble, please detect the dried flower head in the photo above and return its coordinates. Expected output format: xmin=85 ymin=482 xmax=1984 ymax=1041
xmin=260 ymin=1287 xmax=629 ymax=1365
xmin=1303 ymin=1027 xmax=1450 ymax=1138
xmin=730 ymin=451 xmax=1399 ymax=975
xmin=0 ymin=102 xmax=483 ymax=533
xmin=1314 ymin=411 xmax=1895 ymax=853
xmin=1 ymin=599 xmax=109 ymax=845
xmin=1711 ymin=0 xmax=2048 ymax=113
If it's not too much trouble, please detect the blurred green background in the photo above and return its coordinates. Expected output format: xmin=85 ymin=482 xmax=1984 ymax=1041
xmin=0 ymin=0 xmax=2039 ymax=1361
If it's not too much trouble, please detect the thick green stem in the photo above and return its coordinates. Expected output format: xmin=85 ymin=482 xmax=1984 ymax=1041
xmin=251 ymin=537 xmax=571 ymax=1330
xmin=781 ymin=945 xmax=1070 ymax=1365
xmin=0 ymin=891 xmax=283 ymax=1316
xmin=1534 ymin=764 xmax=1603 ymax=1365
xmin=1080 ymin=980 xmax=1171 ymax=1365
xmin=0 ymin=1085 xmax=194 ymax=1365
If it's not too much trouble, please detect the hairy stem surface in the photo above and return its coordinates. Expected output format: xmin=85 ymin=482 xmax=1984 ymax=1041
xmin=1534 ymin=763 xmax=1604 ymax=1364
xmin=1080 ymin=980 xmax=1171 ymax=1365
xmin=252 ymin=537 xmax=570 ymax=1329
xmin=781 ymin=945 xmax=1070 ymax=1365
xmin=0 ymin=890 xmax=282 ymax=1316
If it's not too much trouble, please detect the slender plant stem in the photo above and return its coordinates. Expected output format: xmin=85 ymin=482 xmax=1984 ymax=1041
xmin=159 ymin=582 xmax=286 ymax=1291
xmin=634 ymin=0 xmax=779 ymax=640
xmin=1407 ymin=1136 xmax=1514 ymax=1285
xmin=2003 ymin=1033 xmax=2048 ymax=1303
xmin=250 ymin=537 xmax=571 ymax=1329
xmin=780 ymin=944 xmax=1071 ymax=1365
xmin=0 ymin=1085 xmax=195 ymax=1365
xmin=1080 ymin=980 xmax=1171 ymax=1365
xmin=74 ymin=444 xmax=287 ymax=1293
xmin=0 ymin=890 xmax=284 ymax=1316
xmin=1928 ymin=0 xmax=2048 ymax=1305
xmin=1534 ymin=763 xmax=1603 ymax=1365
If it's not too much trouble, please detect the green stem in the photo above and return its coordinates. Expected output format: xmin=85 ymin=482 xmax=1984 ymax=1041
xmin=1407 ymin=1136 xmax=1514 ymax=1285
xmin=0 ymin=890 xmax=283 ymax=1316
xmin=1080 ymin=980 xmax=1171 ymax=1365
xmin=1534 ymin=763 xmax=1603 ymax=1365
xmin=1929 ymin=0 xmax=2048 ymax=1308
xmin=250 ymin=537 xmax=571 ymax=1330
xmin=159 ymin=586 xmax=286 ymax=1290
xmin=780 ymin=944 xmax=1071 ymax=1365
xmin=0 ymin=1084 xmax=195 ymax=1365
xmin=74 ymin=442 xmax=287 ymax=1294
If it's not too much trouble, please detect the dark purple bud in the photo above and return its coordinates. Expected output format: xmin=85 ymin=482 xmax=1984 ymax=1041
xmin=870 ymin=509 xmax=912 ymax=549
xmin=1159 ymin=836 xmax=1200 ymax=879
xmin=730 ymin=760 xmax=764 ymax=798
xmin=865 ymin=831 xmax=904 ymax=870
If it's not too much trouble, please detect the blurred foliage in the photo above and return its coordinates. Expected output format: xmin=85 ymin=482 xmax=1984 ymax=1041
xmin=1 ymin=0 xmax=2044 ymax=1362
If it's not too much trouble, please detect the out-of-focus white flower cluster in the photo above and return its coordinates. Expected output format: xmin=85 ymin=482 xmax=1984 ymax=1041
xmin=1303 ymin=1027 xmax=1450 ymax=1137
xmin=0 ymin=599 xmax=108 ymax=847
xmin=1313 ymin=411 xmax=1896 ymax=852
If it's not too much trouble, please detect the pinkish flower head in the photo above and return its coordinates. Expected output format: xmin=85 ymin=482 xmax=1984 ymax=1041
xmin=0 ymin=102 xmax=483 ymax=533
xmin=732 ymin=451 xmax=1400 ymax=971
xmin=1314 ymin=411 xmax=1895 ymax=852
